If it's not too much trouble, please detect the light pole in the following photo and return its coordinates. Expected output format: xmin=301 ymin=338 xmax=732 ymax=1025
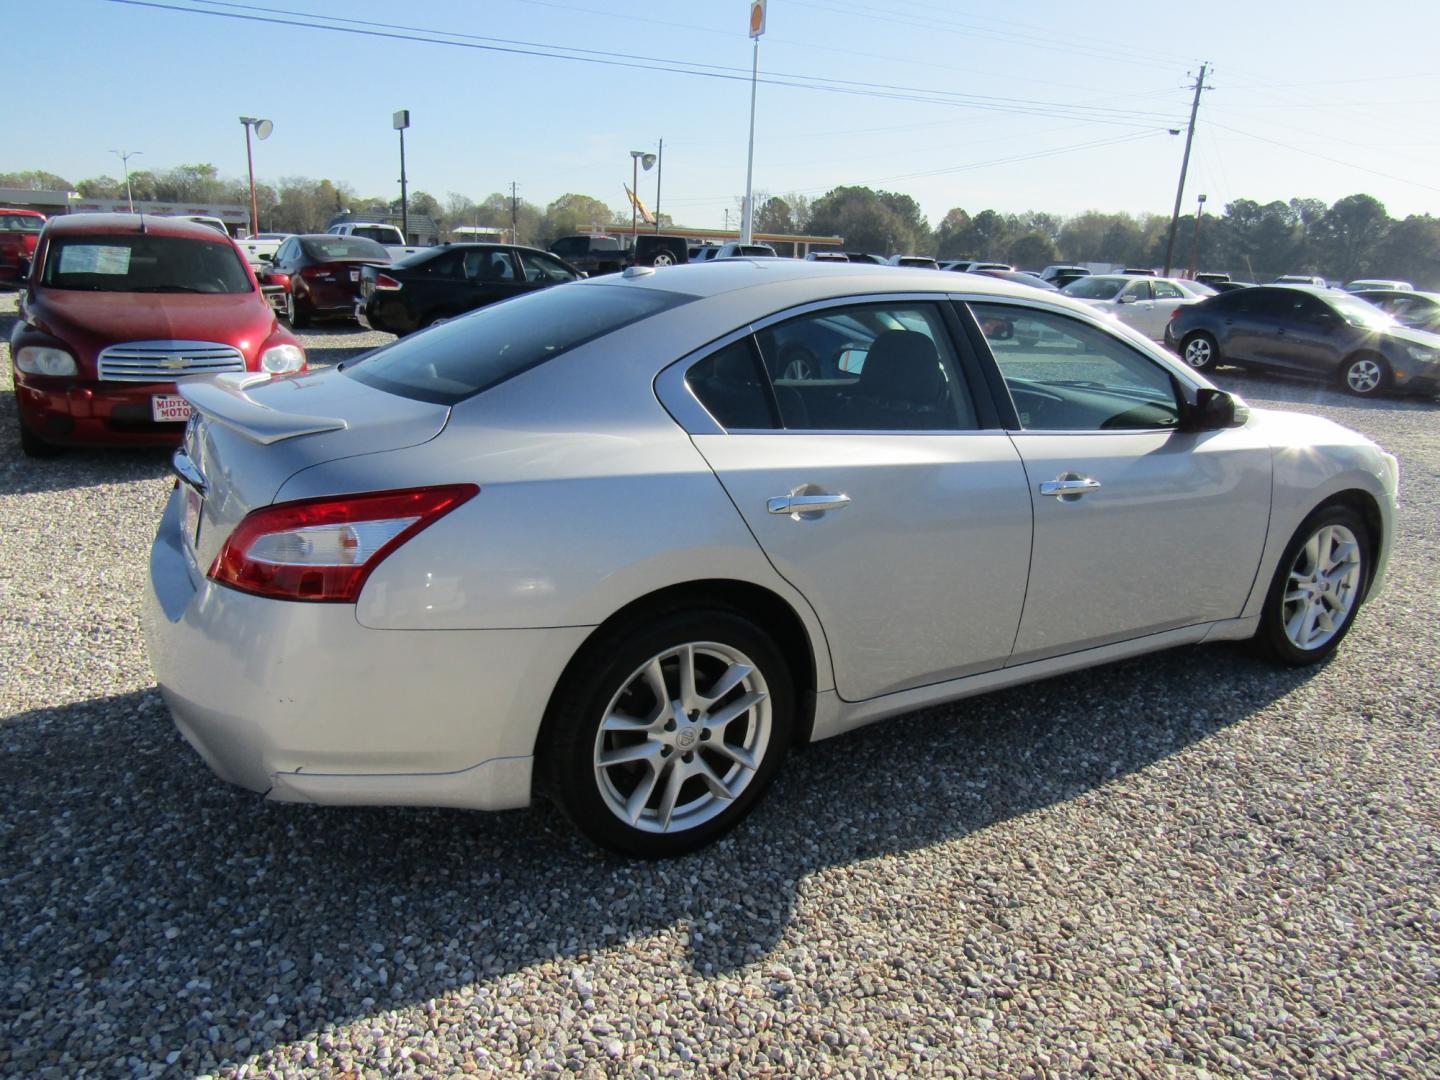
xmin=629 ymin=149 xmax=656 ymax=239
xmin=109 ymin=149 xmax=142 ymax=213
xmin=1188 ymin=193 xmax=1207 ymax=278
xmin=654 ymin=138 xmax=664 ymax=233
xmin=393 ymin=109 xmax=411 ymax=241
xmin=741 ymin=1 xmax=766 ymax=244
xmin=238 ymin=117 xmax=273 ymax=236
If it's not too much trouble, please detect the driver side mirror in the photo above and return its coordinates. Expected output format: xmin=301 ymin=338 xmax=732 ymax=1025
xmin=1115 ymin=293 xmax=1135 ymax=304
xmin=258 ymin=252 xmax=274 ymax=263
xmin=1189 ymin=387 xmax=1248 ymax=431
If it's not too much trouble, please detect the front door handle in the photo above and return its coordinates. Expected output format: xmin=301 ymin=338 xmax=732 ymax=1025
xmin=768 ymin=493 xmax=851 ymax=516
xmin=1039 ymin=478 xmax=1101 ymax=497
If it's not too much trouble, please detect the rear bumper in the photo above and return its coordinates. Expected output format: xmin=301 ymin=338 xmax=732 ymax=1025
xmin=14 ymin=373 xmax=191 ymax=445
xmin=358 ymin=295 xmax=414 ymax=335
xmin=144 ymin=485 xmax=593 ymax=811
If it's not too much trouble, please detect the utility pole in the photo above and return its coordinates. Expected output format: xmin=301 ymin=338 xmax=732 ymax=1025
xmin=654 ymin=138 xmax=663 ymax=233
xmin=1163 ymin=64 xmax=1209 ymax=277
xmin=511 ymin=181 xmax=519 ymax=244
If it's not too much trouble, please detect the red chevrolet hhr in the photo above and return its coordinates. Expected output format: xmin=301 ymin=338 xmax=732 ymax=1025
xmin=11 ymin=214 xmax=306 ymax=456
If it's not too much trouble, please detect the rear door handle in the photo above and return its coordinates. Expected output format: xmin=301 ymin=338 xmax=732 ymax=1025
xmin=768 ymin=493 xmax=851 ymax=515
xmin=1039 ymin=478 xmax=1101 ymax=497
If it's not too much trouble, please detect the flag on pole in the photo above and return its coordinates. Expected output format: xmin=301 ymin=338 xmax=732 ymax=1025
xmin=624 ymin=184 xmax=656 ymax=225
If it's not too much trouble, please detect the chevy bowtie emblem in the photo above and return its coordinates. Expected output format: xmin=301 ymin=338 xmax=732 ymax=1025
xmin=161 ymin=357 xmax=189 ymax=369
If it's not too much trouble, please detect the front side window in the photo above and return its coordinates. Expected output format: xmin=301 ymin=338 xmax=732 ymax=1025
xmin=753 ymin=303 xmax=978 ymax=431
xmin=971 ymin=302 xmax=1181 ymax=431
xmin=519 ymin=250 xmax=579 ymax=284
xmin=1120 ymin=280 xmax=1152 ymax=301
xmin=1152 ymin=280 xmax=1184 ymax=300
xmin=41 ymin=234 xmax=253 ymax=293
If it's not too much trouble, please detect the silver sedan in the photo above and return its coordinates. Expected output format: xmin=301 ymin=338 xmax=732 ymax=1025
xmin=146 ymin=261 xmax=1398 ymax=856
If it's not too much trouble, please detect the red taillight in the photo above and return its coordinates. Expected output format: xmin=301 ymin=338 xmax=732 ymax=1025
xmin=1171 ymin=308 xmax=1184 ymax=322
xmin=299 ymin=264 xmax=330 ymax=280
xmin=374 ymin=274 xmax=402 ymax=291
xmin=208 ymin=485 xmax=479 ymax=602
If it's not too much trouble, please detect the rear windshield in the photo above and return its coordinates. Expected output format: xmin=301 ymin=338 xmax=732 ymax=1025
xmin=1 ymin=214 xmax=44 ymax=232
xmin=302 ymin=237 xmax=389 ymax=262
xmin=41 ymin=234 xmax=253 ymax=293
xmin=346 ymin=226 xmax=403 ymax=245
xmin=344 ymin=282 xmax=695 ymax=405
xmin=1062 ymin=276 xmax=1126 ymax=300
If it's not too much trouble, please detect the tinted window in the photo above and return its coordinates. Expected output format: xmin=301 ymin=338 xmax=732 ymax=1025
xmin=971 ymin=302 xmax=1181 ymax=431
xmin=345 ymin=283 xmax=694 ymax=405
xmin=1234 ymin=288 xmax=1297 ymax=317
xmin=550 ymin=237 xmax=580 ymax=257
xmin=350 ymin=226 xmax=403 ymax=245
xmin=1062 ymin=277 xmax=1127 ymax=300
xmin=1121 ymin=281 xmax=1152 ymax=301
xmin=301 ymin=237 xmax=389 ymax=262
xmin=41 ymin=235 xmax=253 ymax=293
xmin=753 ymin=303 xmax=977 ymax=431
xmin=393 ymin=248 xmax=458 ymax=273
xmin=686 ymin=339 xmax=776 ymax=430
xmin=518 ymin=250 xmax=579 ymax=283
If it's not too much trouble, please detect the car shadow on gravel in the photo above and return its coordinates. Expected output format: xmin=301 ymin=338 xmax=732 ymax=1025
xmin=0 ymin=643 xmax=1317 ymax=1074
xmin=1209 ymin=366 xmax=1440 ymax=413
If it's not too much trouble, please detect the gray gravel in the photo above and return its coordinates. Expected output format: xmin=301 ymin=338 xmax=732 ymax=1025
xmin=2 ymin=289 xmax=1438 ymax=1077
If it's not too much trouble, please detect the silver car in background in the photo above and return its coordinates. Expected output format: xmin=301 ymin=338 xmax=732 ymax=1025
xmin=146 ymin=261 xmax=1397 ymax=856
xmin=1062 ymin=273 xmax=1217 ymax=340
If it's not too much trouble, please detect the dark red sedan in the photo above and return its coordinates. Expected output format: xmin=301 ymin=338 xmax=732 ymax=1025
xmin=11 ymin=214 xmax=306 ymax=455
xmin=261 ymin=234 xmax=391 ymax=327
xmin=0 ymin=207 xmax=45 ymax=280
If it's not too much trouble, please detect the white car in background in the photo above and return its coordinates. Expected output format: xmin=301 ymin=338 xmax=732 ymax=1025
xmin=1061 ymin=274 xmax=1216 ymax=341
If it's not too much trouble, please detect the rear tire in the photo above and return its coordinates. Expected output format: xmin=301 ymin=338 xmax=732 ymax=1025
xmin=285 ymin=291 xmax=312 ymax=330
xmin=544 ymin=610 xmax=794 ymax=857
xmin=1340 ymin=353 xmax=1388 ymax=396
xmin=1180 ymin=331 xmax=1219 ymax=372
xmin=1252 ymin=503 xmax=1371 ymax=666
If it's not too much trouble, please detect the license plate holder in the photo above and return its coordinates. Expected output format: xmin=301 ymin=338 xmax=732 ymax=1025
xmin=152 ymin=394 xmax=193 ymax=423
xmin=349 ymin=269 xmax=360 ymax=282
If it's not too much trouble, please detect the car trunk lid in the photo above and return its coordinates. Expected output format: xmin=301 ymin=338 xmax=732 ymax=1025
xmin=177 ymin=366 xmax=451 ymax=572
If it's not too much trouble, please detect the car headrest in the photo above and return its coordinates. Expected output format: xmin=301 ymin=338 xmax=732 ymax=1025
xmin=856 ymin=329 xmax=943 ymax=403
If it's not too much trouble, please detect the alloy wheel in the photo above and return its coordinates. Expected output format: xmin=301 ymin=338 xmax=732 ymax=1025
xmin=592 ymin=641 xmax=771 ymax=834
xmin=1346 ymin=358 xmax=1382 ymax=394
xmin=1282 ymin=523 xmax=1363 ymax=651
xmin=1183 ymin=337 xmax=1213 ymax=368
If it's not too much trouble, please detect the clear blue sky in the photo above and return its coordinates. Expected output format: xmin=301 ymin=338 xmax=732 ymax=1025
xmin=10 ymin=0 xmax=1440 ymax=228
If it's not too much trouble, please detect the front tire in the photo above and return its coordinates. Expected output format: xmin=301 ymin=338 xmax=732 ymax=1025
xmin=18 ymin=419 xmax=63 ymax=458
xmin=1341 ymin=353 xmax=1388 ymax=396
xmin=1180 ymin=331 xmax=1219 ymax=372
xmin=544 ymin=610 xmax=794 ymax=857
xmin=1253 ymin=503 xmax=1370 ymax=666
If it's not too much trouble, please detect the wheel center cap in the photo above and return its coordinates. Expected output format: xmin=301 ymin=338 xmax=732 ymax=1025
xmin=675 ymin=727 xmax=699 ymax=750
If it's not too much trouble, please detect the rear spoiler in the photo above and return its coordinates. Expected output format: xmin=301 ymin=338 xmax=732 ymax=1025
xmin=180 ymin=373 xmax=347 ymax=445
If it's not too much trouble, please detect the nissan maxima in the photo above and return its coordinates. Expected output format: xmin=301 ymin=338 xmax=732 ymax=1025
xmin=146 ymin=262 xmax=1398 ymax=856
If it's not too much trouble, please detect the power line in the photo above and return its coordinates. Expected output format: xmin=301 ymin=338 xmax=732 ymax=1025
xmin=1205 ymin=120 xmax=1440 ymax=195
xmin=119 ymin=0 xmax=1188 ymax=128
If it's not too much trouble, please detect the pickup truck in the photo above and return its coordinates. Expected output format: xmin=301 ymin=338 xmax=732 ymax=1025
xmin=326 ymin=222 xmax=425 ymax=260
xmin=237 ymin=232 xmax=292 ymax=271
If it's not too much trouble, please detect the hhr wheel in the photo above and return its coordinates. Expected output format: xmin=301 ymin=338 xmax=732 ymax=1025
xmin=1181 ymin=331 xmax=1218 ymax=371
xmin=1341 ymin=354 xmax=1388 ymax=396
xmin=1254 ymin=504 xmax=1370 ymax=665
xmin=546 ymin=611 xmax=793 ymax=857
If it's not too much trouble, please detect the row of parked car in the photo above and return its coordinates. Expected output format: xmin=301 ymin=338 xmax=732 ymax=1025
xmin=7 ymin=207 xmax=1436 ymax=457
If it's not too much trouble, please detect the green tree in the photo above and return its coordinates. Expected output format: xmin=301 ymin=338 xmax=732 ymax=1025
xmin=1377 ymin=215 xmax=1440 ymax=290
xmin=1007 ymin=231 xmax=1058 ymax=269
xmin=543 ymin=193 xmax=617 ymax=242
xmin=756 ymin=196 xmax=795 ymax=234
xmin=1316 ymin=194 xmax=1390 ymax=281
xmin=933 ymin=207 xmax=973 ymax=259
xmin=0 ymin=170 xmax=74 ymax=190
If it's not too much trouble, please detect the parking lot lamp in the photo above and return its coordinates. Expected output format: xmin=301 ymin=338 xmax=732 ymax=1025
xmin=109 ymin=149 xmax=141 ymax=213
xmin=1188 ymin=193 xmax=1207 ymax=278
xmin=394 ymin=110 xmax=411 ymax=241
xmin=238 ymin=117 xmax=272 ymax=236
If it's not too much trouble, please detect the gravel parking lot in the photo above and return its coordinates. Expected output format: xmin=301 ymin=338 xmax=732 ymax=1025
xmin=2 ymin=289 xmax=1437 ymax=1078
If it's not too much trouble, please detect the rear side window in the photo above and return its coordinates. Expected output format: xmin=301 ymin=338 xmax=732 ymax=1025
xmin=1 ymin=214 xmax=44 ymax=232
xmin=686 ymin=340 xmax=776 ymax=430
xmin=345 ymin=282 xmax=694 ymax=405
